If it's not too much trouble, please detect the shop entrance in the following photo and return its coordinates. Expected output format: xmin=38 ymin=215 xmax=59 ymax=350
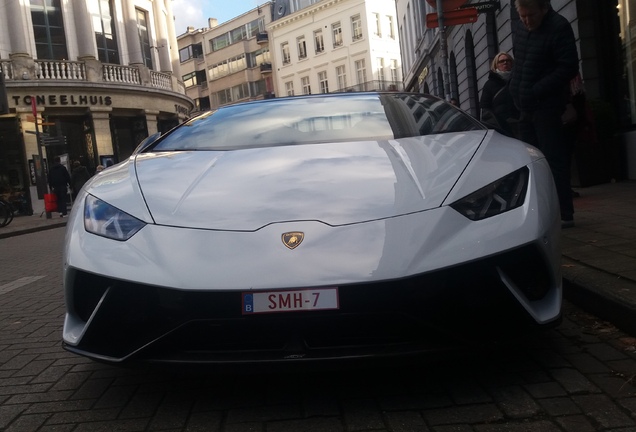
xmin=110 ymin=116 xmax=148 ymax=163
xmin=0 ymin=117 xmax=32 ymax=215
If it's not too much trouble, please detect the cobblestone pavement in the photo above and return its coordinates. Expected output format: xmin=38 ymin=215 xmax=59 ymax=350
xmin=1 ymin=228 xmax=636 ymax=431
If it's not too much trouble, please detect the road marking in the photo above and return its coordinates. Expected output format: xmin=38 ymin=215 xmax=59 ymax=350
xmin=0 ymin=276 xmax=46 ymax=295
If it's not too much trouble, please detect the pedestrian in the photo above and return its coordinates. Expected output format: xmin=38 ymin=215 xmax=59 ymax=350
xmin=509 ymin=0 xmax=579 ymax=228
xmin=47 ymin=156 xmax=71 ymax=217
xmin=480 ymin=52 xmax=519 ymax=138
xmin=70 ymin=160 xmax=91 ymax=200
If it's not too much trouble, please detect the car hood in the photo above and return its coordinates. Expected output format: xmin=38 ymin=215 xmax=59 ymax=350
xmin=132 ymin=132 xmax=487 ymax=230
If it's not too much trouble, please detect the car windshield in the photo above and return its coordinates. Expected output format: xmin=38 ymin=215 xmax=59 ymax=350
xmin=151 ymin=93 xmax=484 ymax=151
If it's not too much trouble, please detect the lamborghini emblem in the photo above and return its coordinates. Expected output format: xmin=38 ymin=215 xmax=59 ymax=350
xmin=282 ymin=232 xmax=304 ymax=249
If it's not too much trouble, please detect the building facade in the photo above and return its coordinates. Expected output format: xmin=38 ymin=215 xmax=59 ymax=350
xmin=177 ymin=3 xmax=275 ymax=116
xmin=268 ymin=0 xmax=403 ymax=97
xmin=396 ymin=0 xmax=633 ymax=184
xmin=0 ymin=0 xmax=191 ymax=215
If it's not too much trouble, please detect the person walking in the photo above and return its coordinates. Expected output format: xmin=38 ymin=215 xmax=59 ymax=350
xmin=47 ymin=156 xmax=71 ymax=217
xmin=70 ymin=160 xmax=91 ymax=200
xmin=509 ymin=0 xmax=579 ymax=228
xmin=480 ymin=52 xmax=519 ymax=138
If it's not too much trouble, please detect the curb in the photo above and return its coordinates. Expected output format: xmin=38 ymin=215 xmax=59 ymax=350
xmin=562 ymin=256 xmax=636 ymax=336
xmin=0 ymin=222 xmax=67 ymax=240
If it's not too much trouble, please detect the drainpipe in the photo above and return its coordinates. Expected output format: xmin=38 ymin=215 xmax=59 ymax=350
xmin=436 ymin=0 xmax=452 ymax=102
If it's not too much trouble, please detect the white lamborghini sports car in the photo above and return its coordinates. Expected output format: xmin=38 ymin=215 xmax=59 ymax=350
xmin=62 ymin=92 xmax=562 ymax=364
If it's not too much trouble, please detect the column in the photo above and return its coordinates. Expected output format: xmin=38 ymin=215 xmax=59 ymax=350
xmin=6 ymin=0 xmax=29 ymax=55
xmin=152 ymin=0 xmax=172 ymax=73
xmin=145 ymin=110 xmax=159 ymax=136
xmin=124 ymin=0 xmax=144 ymax=64
xmin=164 ymin=0 xmax=180 ymax=75
xmin=74 ymin=0 xmax=98 ymax=59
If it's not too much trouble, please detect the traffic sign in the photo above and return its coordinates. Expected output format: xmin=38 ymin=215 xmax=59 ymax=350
xmin=461 ymin=0 xmax=500 ymax=14
xmin=26 ymin=115 xmax=55 ymax=126
xmin=40 ymin=136 xmax=67 ymax=147
xmin=426 ymin=0 xmax=468 ymax=11
xmin=426 ymin=7 xmax=478 ymax=28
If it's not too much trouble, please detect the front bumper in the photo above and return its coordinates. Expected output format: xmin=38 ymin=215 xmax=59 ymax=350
xmin=63 ymin=242 xmax=560 ymax=364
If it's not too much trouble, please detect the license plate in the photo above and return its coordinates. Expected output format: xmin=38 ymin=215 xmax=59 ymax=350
xmin=242 ymin=287 xmax=339 ymax=315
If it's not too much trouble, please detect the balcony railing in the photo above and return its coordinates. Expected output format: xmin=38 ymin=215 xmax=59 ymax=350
xmin=36 ymin=60 xmax=86 ymax=80
xmin=1 ymin=57 xmax=185 ymax=95
xmin=260 ymin=63 xmax=272 ymax=74
xmin=256 ymin=32 xmax=269 ymax=44
xmin=151 ymin=70 xmax=171 ymax=90
xmin=103 ymin=64 xmax=140 ymax=84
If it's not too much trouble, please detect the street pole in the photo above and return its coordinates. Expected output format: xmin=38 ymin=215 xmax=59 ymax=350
xmin=31 ymin=96 xmax=51 ymax=219
xmin=436 ymin=0 xmax=452 ymax=102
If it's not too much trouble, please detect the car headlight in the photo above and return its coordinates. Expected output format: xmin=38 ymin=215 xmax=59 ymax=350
xmin=450 ymin=167 xmax=529 ymax=221
xmin=84 ymin=195 xmax=146 ymax=241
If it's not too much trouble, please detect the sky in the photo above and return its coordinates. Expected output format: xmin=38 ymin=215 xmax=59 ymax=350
xmin=171 ymin=0 xmax=263 ymax=35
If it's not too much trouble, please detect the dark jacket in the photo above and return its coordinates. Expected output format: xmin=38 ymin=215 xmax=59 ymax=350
xmin=48 ymin=163 xmax=70 ymax=190
xmin=509 ymin=8 xmax=579 ymax=112
xmin=480 ymin=71 xmax=519 ymax=137
xmin=71 ymin=165 xmax=91 ymax=193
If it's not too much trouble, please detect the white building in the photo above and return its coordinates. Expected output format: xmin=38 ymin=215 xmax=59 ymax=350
xmin=268 ymin=0 xmax=403 ymax=96
xmin=177 ymin=4 xmax=275 ymax=115
xmin=0 ymin=0 xmax=191 ymax=214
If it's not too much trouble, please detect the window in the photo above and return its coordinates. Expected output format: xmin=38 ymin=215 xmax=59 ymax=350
xmin=182 ymin=70 xmax=206 ymax=88
xmin=387 ymin=15 xmax=395 ymax=39
xmin=89 ymin=0 xmax=120 ymax=64
xmin=250 ymin=79 xmax=268 ymax=97
xmin=195 ymin=97 xmax=211 ymax=112
xmin=209 ymin=18 xmax=264 ymax=52
xmin=30 ymin=0 xmax=68 ymax=60
xmin=374 ymin=13 xmax=381 ymax=37
xmin=301 ymin=76 xmax=311 ymax=95
xmin=285 ymin=81 xmax=295 ymax=96
xmin=377 ymin=58 xmax=385 ymax=83
xmin=211 ymin=33 xmax=230 ymax=51
xmin=355 ymin=59 xmax=367 ymax=89
xmin=351 ymin=14 xmax=363 ymax=41
xmin=248 ymin=48 xmax=270 ymax=68
xmin=282 ymin=42 xmax=291 ymax=65
xmin=208 ymin=54 xmax=247 ymax=80
xmin=136 ymin=8 xmax=153 ymax=69
xmin=390 ymin=59 xmax=399 ymax=83
xmin=231 ymin=25 xmax=247 ymax=43
xmin=179 ymin=44 xmax=203 ymax=63
xmin=297 ymin=36 xmax=307 ymax=60
xmin=246 ymin=18 xmax=264 ymax=38
xmin=318 ymin=71 xmax=329 ymax=94
xmin=314 ymin=29 xmax=325 ymax=54
xmin=332 ymin=22 xmax=343 ymax=48
xmin=213 ymin=83 xmax=250 ymax=107
xmin=336 ymin=65 xmax=347 ymax=91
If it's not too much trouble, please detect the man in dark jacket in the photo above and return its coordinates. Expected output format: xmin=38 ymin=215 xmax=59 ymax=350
xmin=47 ymin=156 xmax=71 ymax=217
xmin=509 ymin=0 xmax=579 ymax=228
xmin=70 ymin=160 xmax=91 ymax=200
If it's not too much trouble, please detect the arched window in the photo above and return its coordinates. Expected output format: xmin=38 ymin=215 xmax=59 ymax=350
xmin=464 ymin=30 xmax=480 ymax=117
xmin=450 ymin=52 xmax=459 ymax=103
xmin=437 ymin=67 xmax=444 ymax=98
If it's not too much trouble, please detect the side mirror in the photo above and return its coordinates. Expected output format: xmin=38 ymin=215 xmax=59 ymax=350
xmin=132 ymin=132 xmax=162 ymax=155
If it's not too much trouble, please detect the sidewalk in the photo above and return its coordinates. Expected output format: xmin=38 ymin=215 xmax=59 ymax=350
xmin=2 ymin=182 xmax=636 ymax=335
